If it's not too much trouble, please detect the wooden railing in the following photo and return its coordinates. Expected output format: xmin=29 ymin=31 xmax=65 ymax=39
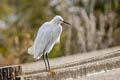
xmin=0 ymin=65 xmax=22 ymax=80
xmin=0 ymin=46 xmax=120 ymax=80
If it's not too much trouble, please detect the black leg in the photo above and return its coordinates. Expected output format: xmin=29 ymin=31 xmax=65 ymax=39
xmin=43 ymin=53 xmax=47 ymax=71
xmin=46 ymin=53 xmax=51 ymax=70
xmin=45 ymin=53 xmax=56 ymax=76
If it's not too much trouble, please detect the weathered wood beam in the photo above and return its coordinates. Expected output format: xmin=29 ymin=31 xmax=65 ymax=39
xmin=22 ymin=55 xmax=120 ymax=80
xmin=22 ymin=46 xmax=120 ymax=74
xmin=0 ymin=65 xmax=22 ymax=80
xmin=1 ymin=47 xmax=120 ymax=80
xmin=20 ymin=47 xmax=120 ymax=80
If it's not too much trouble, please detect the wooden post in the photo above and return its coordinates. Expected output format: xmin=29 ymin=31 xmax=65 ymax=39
xmin=0 ymin=65 xmax=22 ymax=80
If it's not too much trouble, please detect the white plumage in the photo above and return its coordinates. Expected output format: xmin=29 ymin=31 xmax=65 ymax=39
xmin=28 ymin=15 xmax=63 ymax=59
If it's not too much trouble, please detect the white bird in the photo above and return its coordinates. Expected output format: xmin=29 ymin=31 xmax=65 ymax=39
xmin=28 ymin=15 xmax=70 ymax=74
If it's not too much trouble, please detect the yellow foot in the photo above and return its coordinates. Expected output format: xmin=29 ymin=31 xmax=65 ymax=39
xmin=47 ymin=69 xmax=56 ymax=77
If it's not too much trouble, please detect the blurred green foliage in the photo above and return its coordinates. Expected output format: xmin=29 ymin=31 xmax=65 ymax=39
xmin=0 ymin=0 xmax=120 ymax=65
xmin=0 ymin=0 xmax=14 ymax=19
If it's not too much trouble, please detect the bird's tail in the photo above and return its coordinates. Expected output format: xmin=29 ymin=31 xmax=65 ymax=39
xmin=28 ymin=46 xmax=42 ymax=60
xmin=28 ymin=47 xmax=34 ymax=55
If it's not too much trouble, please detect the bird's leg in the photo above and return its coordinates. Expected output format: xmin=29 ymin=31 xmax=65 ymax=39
xmin=46 ymin=53 xmax=50 ymax=70
xmin=46 ymin=53 xmax=55 ymax=75
xmin=43 ymin=53 xmax=48 ymax=71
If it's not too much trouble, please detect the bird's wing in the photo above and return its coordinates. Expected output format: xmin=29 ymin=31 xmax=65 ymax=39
xmin=28 ymin=23 xmax=53 ymax=59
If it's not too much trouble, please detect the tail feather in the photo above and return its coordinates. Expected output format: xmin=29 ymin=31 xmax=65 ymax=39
xmin=28 ymin=46 xmax=43 ymax=60
xmin=28 ymin=47 xmax=34 ymax=55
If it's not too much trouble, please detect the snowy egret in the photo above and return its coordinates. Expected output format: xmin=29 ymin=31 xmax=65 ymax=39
xmin=28 ymin=15 xmax=70 ymax=74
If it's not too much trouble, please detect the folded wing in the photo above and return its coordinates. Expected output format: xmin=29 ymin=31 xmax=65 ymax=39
xmin=28 ymin=23 xmax=53 ymax=59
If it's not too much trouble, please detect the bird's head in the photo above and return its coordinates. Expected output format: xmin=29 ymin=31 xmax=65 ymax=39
xmin=51 ymin=15 xmax=71 ymax=25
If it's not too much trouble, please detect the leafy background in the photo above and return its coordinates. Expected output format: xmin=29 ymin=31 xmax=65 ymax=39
xmin=0 ymin=0 xmax=120 ymax=66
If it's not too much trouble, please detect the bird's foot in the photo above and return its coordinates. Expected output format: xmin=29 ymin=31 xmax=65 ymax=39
xmin=47 ymin=69 xmax=56 ymax=77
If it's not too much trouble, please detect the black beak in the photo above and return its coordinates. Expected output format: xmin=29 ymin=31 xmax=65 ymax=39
xmin=62 ymin=21 xmax=71 ymax=25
